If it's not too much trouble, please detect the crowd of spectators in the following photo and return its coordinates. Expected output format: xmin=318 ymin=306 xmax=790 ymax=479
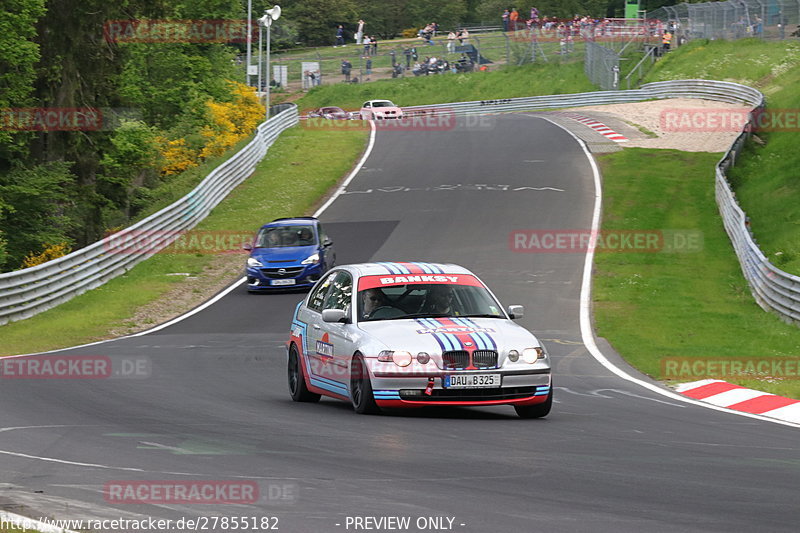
xmin=500 ymin=7 xmax=672 ymax=42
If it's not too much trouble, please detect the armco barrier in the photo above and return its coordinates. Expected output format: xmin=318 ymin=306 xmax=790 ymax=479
xmin=3 ymin=81 xmax=798 ymax=327
xmin=0 ymin=105 xmax=299 ymax=325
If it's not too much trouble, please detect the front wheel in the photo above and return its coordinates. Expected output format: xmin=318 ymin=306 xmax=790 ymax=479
xmin=514 ymin=387 xmax=552 ymax=419
xmin=288 ymin=345 xmax=320 ymax=403
xmin=351 ymin=355 xmax=380 ymax=414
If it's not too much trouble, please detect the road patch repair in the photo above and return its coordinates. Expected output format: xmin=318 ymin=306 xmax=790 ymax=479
xmin=676 ymin=379 xmax=800 ymax=424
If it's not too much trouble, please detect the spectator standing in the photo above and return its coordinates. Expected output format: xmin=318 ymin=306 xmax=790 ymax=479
xmin=363 ymin=36 xmax=371 ymax=56
xmin=502 ymin=9 xmax=510 ymax=32
xmin=364 ymin=57 xmax=372 ymax=80
xmin=356 ymin=19 xmax=365 ymax=44
xmin=370 ymin=35 xmax=378 ymax=55
xmin=447 ymin=31 xmax=456 ymax=53
xmin=335 ymin=25 xmax=345 ymax=47
xmin=341 ymin=59 xmax=351 ymax=81
xmin=510 ymin=8 xmax=519 ymax=31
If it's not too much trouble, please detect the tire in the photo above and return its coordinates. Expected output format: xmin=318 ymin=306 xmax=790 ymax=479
xmin=350 ymin=354 xmax=380 ymax=414
xmin=514 ymin=386 xmax=552 ymax=419
xmin=288 ymin=345 xmax=321 ymax=403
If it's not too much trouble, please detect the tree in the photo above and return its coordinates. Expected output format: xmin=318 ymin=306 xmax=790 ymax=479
xmin=0 ymin=0 xmax=46 ymax=166
xmin=0 ymin=161 xmax=76 ymax=269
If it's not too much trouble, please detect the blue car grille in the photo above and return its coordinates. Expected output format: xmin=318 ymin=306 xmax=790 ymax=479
xmin=261 ymin=266 xmax=304 ymax=279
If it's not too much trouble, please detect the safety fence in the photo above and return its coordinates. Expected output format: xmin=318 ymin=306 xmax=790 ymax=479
xmin=0 ymin=106 xmax=299 ymax=325
xmin=649 ymin=0 xmax=799 ymax=42
xmin=4 ymin=81 xmax=798 ymax=327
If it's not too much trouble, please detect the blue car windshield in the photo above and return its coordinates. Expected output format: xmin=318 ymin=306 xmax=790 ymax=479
xmin=256 ymin=225 xmax=316 ymax=248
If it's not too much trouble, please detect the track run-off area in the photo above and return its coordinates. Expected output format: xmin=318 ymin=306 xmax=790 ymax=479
xmin=1 ymin=115 xmax=798 ymax=533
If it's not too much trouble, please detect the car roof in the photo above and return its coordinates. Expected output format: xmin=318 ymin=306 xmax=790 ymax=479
xmin=363 ymin=99 xmax=395 ymax=105
xmin=334 ymin=262 xmax=473 ymax=278
xmin=261 ymin=217 xmax=319 ymax=228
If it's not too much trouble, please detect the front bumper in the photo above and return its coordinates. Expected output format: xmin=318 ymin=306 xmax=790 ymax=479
xmin=246 ymin=264 xmax=323 ymax=290
xmin=370 ymin=369 xmax=551 ymax=407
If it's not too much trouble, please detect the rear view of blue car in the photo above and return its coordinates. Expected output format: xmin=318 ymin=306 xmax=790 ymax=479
xmin=244 ymin=217 xmax=335 ymax=291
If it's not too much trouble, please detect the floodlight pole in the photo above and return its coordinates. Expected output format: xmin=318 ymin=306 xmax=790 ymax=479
xmin=246 ymin=0 xmax=252 ymax=86
xmin=266 ymin=18 xmax=271 ymax=119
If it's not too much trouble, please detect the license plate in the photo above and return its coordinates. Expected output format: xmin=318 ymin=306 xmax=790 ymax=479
xmin=443 ymin=374 xmax=501 ymax=388
xmin=271 ymin=279 xmax=296 ymax=286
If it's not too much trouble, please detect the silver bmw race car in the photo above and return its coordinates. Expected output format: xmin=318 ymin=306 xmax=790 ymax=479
xmin=287 ymin=262 xmax=552 ymax=418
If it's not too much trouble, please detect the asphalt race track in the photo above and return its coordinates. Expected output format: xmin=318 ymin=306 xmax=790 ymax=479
xmin=1 ymin=114 xmax=799 ymax=533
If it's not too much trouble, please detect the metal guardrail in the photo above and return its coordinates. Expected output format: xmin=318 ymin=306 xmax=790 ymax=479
xmin=0 ymin=105 xmax=299 ymax=325
xmin=4 ymin=81 xmax=798 ymax=327
xmin=403 ymin=79 xmax=800 ymax=326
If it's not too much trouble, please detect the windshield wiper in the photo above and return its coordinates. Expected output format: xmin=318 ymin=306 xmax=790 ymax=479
xmin=460 ymin=314 xmax=503 ymax=319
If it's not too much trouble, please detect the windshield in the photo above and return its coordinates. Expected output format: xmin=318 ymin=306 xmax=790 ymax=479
xmin=357 ymin=277 xmax=505 ymax=322
xmin=371 ymin=101 xmax=396 ymax=108
xmin=255 ymin=225 xmax=316 ymax=248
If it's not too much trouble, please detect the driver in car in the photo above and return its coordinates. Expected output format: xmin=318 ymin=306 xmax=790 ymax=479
xmin=361 ymin=288 xmax=389 ymax=319
xmin=419 ymin=285 xmax=455 ymax=315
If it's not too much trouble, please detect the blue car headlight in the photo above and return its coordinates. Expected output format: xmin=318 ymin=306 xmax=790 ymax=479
xmin=247 ymin=257 xmax=263 ymax=268
xmin=301 ymin=253 xmax=320 ymax=265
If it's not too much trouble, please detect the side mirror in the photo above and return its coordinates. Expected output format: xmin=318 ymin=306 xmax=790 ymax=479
xmin=507 ymin=305 xmax=524 ymax=319
xmin=323 ymin=238 xmax=333 ymax=247
xmin=322 ymin=308 xmax=349 ymax=324
xmin=243 ymin=242 xmax=253 ymax=251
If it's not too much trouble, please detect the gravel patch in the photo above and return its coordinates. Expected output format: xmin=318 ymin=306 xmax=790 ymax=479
xmin=569 ymin=98 xmax=753 ymax=152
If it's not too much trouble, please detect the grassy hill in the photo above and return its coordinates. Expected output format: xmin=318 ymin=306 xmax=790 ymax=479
xmin=644 ymin=39 xmax=800 ymax=275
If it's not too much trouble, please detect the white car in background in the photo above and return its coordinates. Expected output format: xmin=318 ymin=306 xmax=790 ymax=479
xmin=359 ymin=99 xmax=404 ymax=120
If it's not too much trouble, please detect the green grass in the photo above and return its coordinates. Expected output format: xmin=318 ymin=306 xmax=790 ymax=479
xmin=594 ymin=148 xmax=800 ymax=398
xmin=295 ymin=61 xmax=595 ymax=112
xmin=644 ymin=38 xmax=800 ymax=277
xmin=0 ymin=126 xmax=367 ymax=356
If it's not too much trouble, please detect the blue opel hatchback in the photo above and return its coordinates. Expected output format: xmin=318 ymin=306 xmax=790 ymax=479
xmin=244 ymin=217 xmax=335 ymax=291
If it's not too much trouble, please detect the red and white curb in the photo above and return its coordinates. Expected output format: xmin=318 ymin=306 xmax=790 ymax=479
xmin=676 ymin=379 xmax=800 ymax=424
xmin=560 ymin=112 xmax=629 ymax=143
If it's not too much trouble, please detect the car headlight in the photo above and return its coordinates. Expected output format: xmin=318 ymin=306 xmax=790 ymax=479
xmin=301 ymin=253 xmax=320 ymax=265
xmin=522 ymin=347 xmax=545 ymax=364
xmin=416 ymin=352 xmax=430 ymax=364
xmin=508 ymin=350 xmax=520 ymax=362
xmin=247 ymin=257 xmax=263 ymax=268
xmin=377 ymin=350 xmax=412 ymax=367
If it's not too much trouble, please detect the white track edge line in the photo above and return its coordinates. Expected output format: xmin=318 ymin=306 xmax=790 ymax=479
xmin=537 ymin=115 xmax=800 ymax=430
xmin=314 ymin=120 xmax=377 ymax=217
